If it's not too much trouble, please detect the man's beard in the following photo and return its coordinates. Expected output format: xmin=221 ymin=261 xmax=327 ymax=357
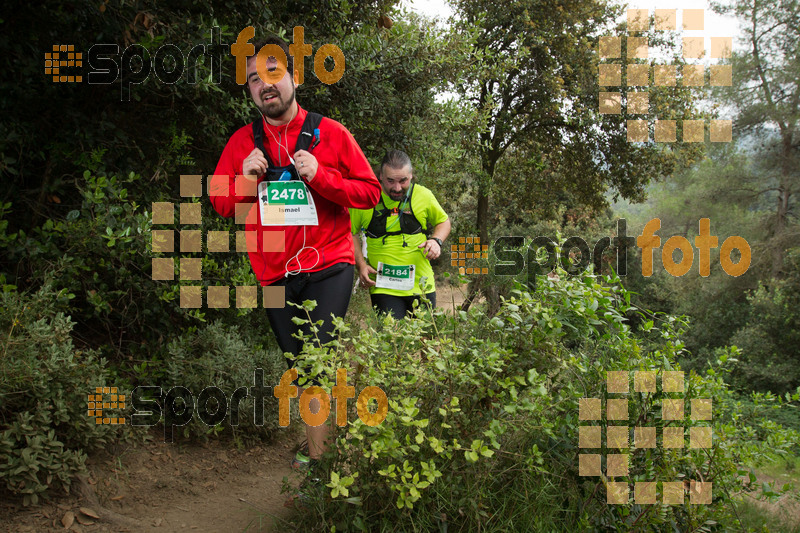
xmin=258 ymin=86 xmax=295 ymax=119
xmin=386 ymin=189 xmax=406 ymax=201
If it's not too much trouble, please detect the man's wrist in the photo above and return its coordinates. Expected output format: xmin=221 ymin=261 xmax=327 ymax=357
xmin=429 ymin=237 xmax=443 ymax=247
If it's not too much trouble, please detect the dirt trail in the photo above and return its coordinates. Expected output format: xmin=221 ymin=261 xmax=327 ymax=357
xmin=1 ymin=283 xmax=473 ymax=533
xmin=744 ymin=471 xmax=800 ymax=529
xmin=1 ymin=430 xmax=301 ymax=533
xmin=436 ymin=282 xmax=469 ymax=313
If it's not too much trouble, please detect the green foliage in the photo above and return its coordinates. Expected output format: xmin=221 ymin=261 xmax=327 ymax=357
xmin=282 ymin=271 xmax=799 ymax=531
xmin=711 ymin=0 xmax=799 ymax=274
xmin=613 ymin=144 xmax=799 ymax=395
xmin=711 ymin=0 xmax=800 ymax=137
xmin=443 ymin=214 xmax=636 ymax=315
xmin=156 ymin=321 xmax=287 ymax=443
xmin=0 ymin=283 xmax=121 ymax=505
xmin=0 ymin=0 xmax=446 ymax=243
xmin=735 ymin=497 xmax=800 ymax=533
xmin=0 ymin=1 xmax=472 ymax=502
xmin=729 ymin=249 xmax=800 ymax=394
xmin=448 ymin=0 xmax=705 ymax=246
xmin=0 ymin=1 xmax=796 ymax=526
xmin=311 ymin=11 xmax=470 ymax=158
xmin=0 ymin=167 xmax=275 ymax=365
xmin=0 ymin=0 xmax=464 ymax=369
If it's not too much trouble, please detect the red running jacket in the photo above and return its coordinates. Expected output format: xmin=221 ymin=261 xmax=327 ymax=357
xmin=209 ymin=105 xmax=380 ymax=285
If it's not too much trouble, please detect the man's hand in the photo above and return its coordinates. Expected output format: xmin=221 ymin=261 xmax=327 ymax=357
xmin=419 ymin=239 xmax=441 ymax=260
xmin=294 ymin=149 xmax=319 ymax=182
xmin=358 ymin=263 xmax=377 ymax=287
xmin=242 ymin=148 xmax=268 ymax=180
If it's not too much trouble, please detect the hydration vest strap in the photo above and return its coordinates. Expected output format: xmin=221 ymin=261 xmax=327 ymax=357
xmin=296 ymin=112 xmax=323 ymax=152
xmin=251 ymin=111 xmax=324 ymax=166
xmin=364 ymin=184 xmax=424 ymax=239
xmin=251 ymin=119 xmax=275 ymax=167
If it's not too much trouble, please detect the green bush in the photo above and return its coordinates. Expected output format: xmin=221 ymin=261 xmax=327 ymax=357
xmin=283 ymin=270 xmax=799 ymax=531
xmin=147 ymin=321 xmax=288 ymax=444
xmin=0 ymin=283 xmax=120 ymax=505
xmin=0 ymin=168 xmax=276 ymax=369
xmin=728 ymin=249 xmax=800 ymax=395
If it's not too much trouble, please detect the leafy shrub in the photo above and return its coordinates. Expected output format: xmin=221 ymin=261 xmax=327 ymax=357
xmin=728 ymin=249 xmax=800 ymax=395
xmin=0 ymin=168 xmax=275 ymax=368
xmin=136 ymin=321 xmax=288 ymax=444
xmin=284 ymin=270 xmax=799 ymax=531
xmin=0 ymin=283 xmax=120 ymax=505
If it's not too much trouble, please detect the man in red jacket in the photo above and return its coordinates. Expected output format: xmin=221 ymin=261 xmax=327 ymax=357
xmin=209 ymin=36 xmax=380 ymax=470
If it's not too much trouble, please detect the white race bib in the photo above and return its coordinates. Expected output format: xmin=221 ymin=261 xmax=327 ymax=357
xmin=258 ymin=181 xmax=318 ymax=226
xmin=376 ymin=262 xmax=415 ymax=291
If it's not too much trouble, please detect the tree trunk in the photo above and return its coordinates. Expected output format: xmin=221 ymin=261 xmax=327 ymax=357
xmin=30 ymin=154 xmax=53 ymax=229
xmin=749 ymin=2 xmax=794 ymax=278
xmin=476 ymin=187 xmax=490 ymax=245
xmin=772 ymin=131 xmax=794 ymax=278
xmin=461 ymin=186 xmax=490 ymax=312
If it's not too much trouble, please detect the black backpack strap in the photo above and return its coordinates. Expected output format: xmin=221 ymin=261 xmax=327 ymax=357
xmin=253 ymin=112 xmax=323 ymax=167
xmin=295 ymin=112 xmax=324 ymax=152
xmin=251 ymin=119 xmax=275 ymax=167
xmin=364 ymin=197 xmax=388 ymax=238
xmin=400 ymin=183 xmax=424 ymax=235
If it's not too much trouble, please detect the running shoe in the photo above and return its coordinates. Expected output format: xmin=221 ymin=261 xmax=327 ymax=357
xmin=292 ymin=441 xmax=311 ymax=470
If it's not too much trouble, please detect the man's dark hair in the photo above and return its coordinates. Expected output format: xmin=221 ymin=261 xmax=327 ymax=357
xmin=380 ymin=150 xmax=413 ymax=176
xmin=248 ymin=36 xmax=294 ymax=79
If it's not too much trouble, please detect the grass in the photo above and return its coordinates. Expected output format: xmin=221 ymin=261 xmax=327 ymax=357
xmin=734 ymin=498 xmax=800 ymax=533
xmin=732 ymin=452 xmax=800 ymax=533
xmin=758 ymin=453 xmax=800 ymax=484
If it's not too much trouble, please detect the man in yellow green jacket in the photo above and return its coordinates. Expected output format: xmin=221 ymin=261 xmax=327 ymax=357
xmin=350 ymin=150 xmax=451 ymax=318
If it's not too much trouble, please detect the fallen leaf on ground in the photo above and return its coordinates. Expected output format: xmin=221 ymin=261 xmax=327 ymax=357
xmin=61 ymin=510 xmax=75 ymax=529
xmin=75 ymin=514 xmax=95 ymax=525
xmin=79 ymin=507 xmax=100 ymax=519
